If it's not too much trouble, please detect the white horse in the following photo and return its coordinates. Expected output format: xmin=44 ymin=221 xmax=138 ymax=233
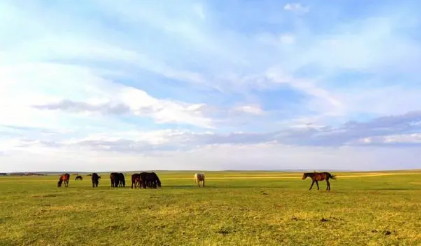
xmin=194 ymin=173 xmax=205 ymax=187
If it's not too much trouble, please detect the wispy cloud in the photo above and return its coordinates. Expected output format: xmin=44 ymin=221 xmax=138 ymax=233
xmin=1 ymin=0 xmax=421 ymax=171
xmin=284 ymin=3 xmax=310 ymax=14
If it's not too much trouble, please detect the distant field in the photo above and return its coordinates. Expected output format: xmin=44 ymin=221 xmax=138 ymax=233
xmin=1 ymin=171 xmax=421 ymax=246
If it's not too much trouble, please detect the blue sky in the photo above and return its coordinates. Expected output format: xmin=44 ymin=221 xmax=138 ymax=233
xmin=1 ymin=0 xmax=421 ymax=172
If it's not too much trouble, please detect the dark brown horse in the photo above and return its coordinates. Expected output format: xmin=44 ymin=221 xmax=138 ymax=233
xmin=150 ymin=172 xmax=161 ymax=188
xmin=131 ymin=173 xmax=141 ymax=189
xmin=75 ymin=175 xmax=83 ymax=181
xmin=139 ymin=172 xmax=161 ymax=189
xmin=302 ymin=172 xmax=336 ymax=190
xmin=91 ymin=173 xmax=100 ymax=187
xmin=110 ymin=172 xmax=125 ymax=187
xmin=58 ymin=173 xmax=70 ymax=187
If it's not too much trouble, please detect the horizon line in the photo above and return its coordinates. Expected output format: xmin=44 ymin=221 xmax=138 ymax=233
xmin=2 ymin=168 xmax=420 ymax=174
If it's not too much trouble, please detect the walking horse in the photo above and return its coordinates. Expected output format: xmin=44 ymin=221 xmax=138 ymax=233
xmin=302 ymin=172 xmax=336 ymax=190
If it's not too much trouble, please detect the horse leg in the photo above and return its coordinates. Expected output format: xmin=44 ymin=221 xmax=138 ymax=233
xmin=316 ymin=181 xmax=319 ymax=190
xmin=309 ymin=180 xmax=314 ymax=190
xmin=326 ymin=179 xmax=330 ymax=191
xmin=203 ymin=179 xmax=205 ymax=187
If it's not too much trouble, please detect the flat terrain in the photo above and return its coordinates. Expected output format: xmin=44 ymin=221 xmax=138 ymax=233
xmin=1 ymin=171 xmax=421 ymax=246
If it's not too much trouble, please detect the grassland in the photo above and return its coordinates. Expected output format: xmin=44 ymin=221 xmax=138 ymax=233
xmin=1 ymin=171 xmax=421 ymax=246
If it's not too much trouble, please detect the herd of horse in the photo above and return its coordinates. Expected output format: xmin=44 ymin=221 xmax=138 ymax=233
xmin=58 ymin=172 xmax=163 ymax=189
xmin=58 ymin=171 xmax=336 ymax=190
xmin=130 ymin=172 xmax=162 ymax=189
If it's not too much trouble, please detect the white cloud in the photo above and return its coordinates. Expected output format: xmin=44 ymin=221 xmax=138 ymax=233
xmin=284 ymin=3 xmax=309 ymax=14
xmin=355 ymin=133 xmax=421 ymax=145
xmin=234 ymin=105 xmax=263 ymax=115
xmin=279 ymin=34 xmax=295 ymax=45
xmin=0 ymin=62 xmax=214 ymax=129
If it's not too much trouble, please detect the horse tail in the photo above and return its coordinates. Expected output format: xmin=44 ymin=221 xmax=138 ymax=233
xmin=329 ymin=173 xmax=337 ymax=179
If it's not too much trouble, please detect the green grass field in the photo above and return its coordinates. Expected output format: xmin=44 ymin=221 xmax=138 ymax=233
xmin=1 ymin=171 xmax=421 ymax=246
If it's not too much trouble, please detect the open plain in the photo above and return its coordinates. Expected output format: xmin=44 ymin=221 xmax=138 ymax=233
xmin=1 ymin=171 xmax=421 ymax=246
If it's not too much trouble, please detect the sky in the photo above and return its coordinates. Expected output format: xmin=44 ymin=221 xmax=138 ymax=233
xmin=1 ymin=0 xmax=421 ymax=172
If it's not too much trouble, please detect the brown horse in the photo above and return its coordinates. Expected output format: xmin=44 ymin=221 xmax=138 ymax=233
xmin=58 ymin=173 xmax=70 ymax=187
xmin=75 ymin=175 xmax=83 ymax=181
xmin=131 ymin=173 xmax=142 ymax=189
xmin=302 ymin=172 xmax=336 ymax=190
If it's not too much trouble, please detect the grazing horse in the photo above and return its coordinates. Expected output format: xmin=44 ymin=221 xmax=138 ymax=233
xmin=110 ymin=172 xmax=119 ymax=187
xmin=139 ymin=172 xmax=148 ymax=188
xmin=139 ymin=172 xmax=161 ymax=189
xmin=131 ymin=173 xmax=141 ymax=189
xmin=302 ymin=172 xmax=336 ymax=190
xmin=110 ymin=172 xmax=116 ymax=187
xmin=75 ymin=175 xmax=83 ymax=181
xmin=194 ymin=173 xmax=205 ymax=187
xmin=118 ymin=173 xmax=125 ymax=187
xmin=91 ymin=173 xmax=100 ymax=187
xmin=150 ymin=172 xmax=161 ymax=188
xmin=110 ymin=172 xmax=125 ymax=187
xmin=58 ymin=173 xmax=70 ymax=187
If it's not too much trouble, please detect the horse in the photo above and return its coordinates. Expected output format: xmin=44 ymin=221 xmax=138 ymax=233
xmin=110 ymin=172 xmax=119 ymax=187
xmin=139 ymin=172 xmax=161 ymax=189
xmin=194 ymin=173 xmax=205 ymax=187
xmin=91 ymin=173 xmax=100 ymax=187
xmin=150 ymin=172 xmax=161 ymax=188
xmin=110 ymin=172 xmax=125 ymax=187
xmin=118 ymin=173 xmax=125 ymax=187
xmin=58 ymin=173 xmax=70 ymax=187
xmin=75 ymin=175 xmax=83 ymax=181
xmin=139 ymin=172 xmax=148 ymax=188
xmin=131 ymin=173 xmax=141 ymax=189
xmin=302 ymin=172 xmax=336 ymax=190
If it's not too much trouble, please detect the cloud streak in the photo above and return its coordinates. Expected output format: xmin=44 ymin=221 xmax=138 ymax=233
xmin=7 ymin=110 xmax=421 ymax=155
